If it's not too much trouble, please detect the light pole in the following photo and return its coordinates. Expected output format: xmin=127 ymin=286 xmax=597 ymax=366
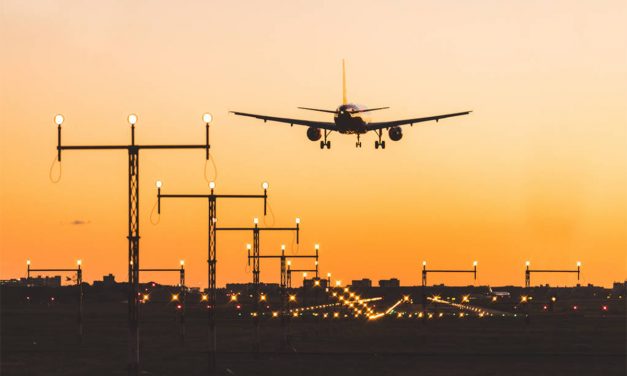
xmin=421 ymin=261 xmax=478 ymax=319
xmin=26 ymin=259 xmax=83 ymax=343
xmin=525 ymin=261 xmax=581 ymax=288
xmin=139 ymin=260 xmax=186 ymax=344
xmin=157 ymin=180 xmax=268 ymax=374
xmin=218 ymin=218 xmax=300 ymax=353
xmin=55 ymin=113 xmax=210 ymax=375
xmin=247 ymin=244 xmax=318 ymax=350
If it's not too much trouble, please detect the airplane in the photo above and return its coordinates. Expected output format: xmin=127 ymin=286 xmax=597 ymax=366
xmin=231 ymin=61 xmax=472 ymax=149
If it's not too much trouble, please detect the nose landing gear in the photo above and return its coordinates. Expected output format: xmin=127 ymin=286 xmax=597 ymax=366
xmin=355 ymin=134 xmax=362 ymax=148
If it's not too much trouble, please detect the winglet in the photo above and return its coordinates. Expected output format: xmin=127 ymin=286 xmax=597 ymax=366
xmin=342 ymin=59 xmax=347 ymax=105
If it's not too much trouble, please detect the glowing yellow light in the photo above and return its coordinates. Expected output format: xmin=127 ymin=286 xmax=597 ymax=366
xmin=289 ymin=295 xmax=296 ymax=302
xmin=230 ymin=295 xmax=238 ymax=302
xmin=203 ymin=113 xmax=213 ymax=124
xmin=262 ymin=182 xmax=269 ymax=190
xmin=180 ymin=259 xmax=184 ymax=266
xmin=295 ymin=217 xmax=300 ymax=224
xmin=27 ymin=259 xmax=30 ymax=266
xmin=128 ymin=114 xmax=137 ymax=126
xmin=54 ymin=114 xmax=64 ymax=125
xmin=209 ymin=181 xmax=215 ymax=190
xmin=156 ymin=180 xmax=162 ymax=188
xmin=171 ymin=294 xmax=179 ymax=301
xmin=551 ymin=296 xmax=556 ymax=302
xmin=293 ymin=312 xmax=298 ymax=317
xmin=491 ymin=296 xmax=497 ymax=302
xmin=77 ymin=259 xmax=82 ymax=266
xmin=260 ymin=294 xmax=266 ymax=302
xmin=303 ymin=272 xmax=308 ymax=278
xmin=403 ymin=295 xmax=410 ymax=302
xmin=336 ymin=280 xmax=341 ymax=286
xmin=272 ymin=312 xmax=278 ymax=318
xmin=314 ymin=280 xmax=320 ymax=286
xmin=201 ymin=294 xmax=208 ymax=301
xmin=143 ymin=294 xmax=149 ymax=301
xmin=521 ymin=296 xmax=528 ymax=303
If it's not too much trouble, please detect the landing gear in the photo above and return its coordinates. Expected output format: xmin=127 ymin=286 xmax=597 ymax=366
xmin=320 ymin=130 xmax=332 ymax=149
xmin=355 ymin=134 xmax=362 ymax=148
xmin=374 ymin=129 xmax=385 ymax=149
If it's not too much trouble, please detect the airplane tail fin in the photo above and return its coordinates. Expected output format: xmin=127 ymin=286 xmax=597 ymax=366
xmin=342 ymin=59 xmax=347 ymax=105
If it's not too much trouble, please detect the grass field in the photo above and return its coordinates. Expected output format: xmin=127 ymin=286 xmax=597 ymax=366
xmin=2 ymin=301 xmax=625 ymax=375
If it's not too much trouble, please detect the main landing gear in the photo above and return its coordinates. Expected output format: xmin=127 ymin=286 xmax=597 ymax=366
xmin=320 ymin=130 xmax=331 ymax=149
xmin=374 ymin=129 xmax=386 ymax=149
xmin=355 ymin=134 xmax=362 ymax=148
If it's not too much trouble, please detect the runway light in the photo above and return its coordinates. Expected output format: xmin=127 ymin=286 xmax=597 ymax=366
xmin=259 ymin=294 xmax=266 ymax=302
xmin=336 ymin=280 xmax=341 ymax=286
xmin=551 ymin=296 xmax=557 ymax=302
xmin=54 ymin=114 xmax=64 ymax=125
xmin=201 ymin=294 xmax=208 ymax=301
xmin=262 ymin=181 xmax=269 ymax=190
xmin=230 ymin=295 xmax=238 ymax=302
xmin=520 ymin=296 xmax=528 ymax=303
xmin=143 ymin=294 xmax=149 ymax=301
xmin=128 ymin=114 xmax=137 ymax=126
xmin=491 ymin=296 xmax=497 ymax=302
xmin=314 ymin=280 xmax=320 ymax=286
xmin=203 ymin=113 xmax=212 ymax=124
xmin=289 ymin=295 xmax=296 ymax=302
xmin=272 ymin=312 xmax=278 ymax=318
xmin=572 ymin=305 xmax=578 ymax=310
xmin=171 ymin=294 xmax=179 ymax=301
xmin=601 ymin=305 xmax=608 ymax=311
xmin=209 ymin=181 xmax=215 ymax=190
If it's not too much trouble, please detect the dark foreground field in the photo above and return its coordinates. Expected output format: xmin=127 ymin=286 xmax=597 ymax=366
xmin=2 ymin=303 xmax=625 ymax=376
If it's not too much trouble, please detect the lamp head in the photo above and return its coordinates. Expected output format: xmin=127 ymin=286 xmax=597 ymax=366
xmin=525 ymin=261 xmax=530 ymax=267
xmin=77 ymin=259 xmax=82 ymax=266
xmin=281 ymin=244 xmax=285 ymax=251
xmin=287 ymin=260 xmax=291 ymax=266
xmin=209 ymin=181 xmax=215 ymax=190
xmin=303 ymin=272 xmax=308 ymax=277
xmin=202 ymin=113 xmax=212 ymax=124
xmin=576 ymin=261 xmax=581 ymax=267
xmin=180 ymin=260 xmax=185 ymax=266
xmin=246 ymin=243 xmax=251 ymax=250
xmin=314 ymin=243 xmax=319 ymax=250
xmin=473 ymin=261 xmax=478 ymax=267
xmin=262 ymin=182 xmax=269 ymax=190
xmin=422 ymin=261 xmax=427 ymax=266
xmin=54 ymin=114 xmax=64 ymax=126
xmin=327 ymin=272 xmax=331 ymax=278
xmin=27 ymin=259 xmax=31 ymax=266
xmin=128 ymin=114 xmax=137 ymax=126
xmin=156 ymin=180 xmax=162 ymax=189
xmin=295 ymin=217 xmax=300 ymax=224
xmin=253 ymin=217 xmax=258 ymax=225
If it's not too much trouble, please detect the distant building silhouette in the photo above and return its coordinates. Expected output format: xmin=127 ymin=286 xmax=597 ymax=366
xmin=93 ymin=274 xmax=117 ymax=288
xmin=20 ymin=276 xmax=61 ymax=287
xmin=378 ymin=278 xmax=400 ymax=288
xmin=351 ymin=279 xmax=372 ymax=288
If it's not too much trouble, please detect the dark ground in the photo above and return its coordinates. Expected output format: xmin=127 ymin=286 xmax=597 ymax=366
xmin=1 ymin=302 xmax=625 ymax=376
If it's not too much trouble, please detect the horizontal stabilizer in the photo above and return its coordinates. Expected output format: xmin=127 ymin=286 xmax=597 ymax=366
xmin=350 ymin=106 xmax=389 ymax=114
xmin=297 ymin=107 xmax=338 ymax=114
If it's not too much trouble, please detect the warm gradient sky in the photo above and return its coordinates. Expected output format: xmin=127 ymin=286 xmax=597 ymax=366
xmin=1 ymin=1 xmax=625 ymax=288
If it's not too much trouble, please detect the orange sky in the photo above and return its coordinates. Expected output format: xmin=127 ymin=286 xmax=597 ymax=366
xmin=1 ymin=1 xmax=625 ymax=288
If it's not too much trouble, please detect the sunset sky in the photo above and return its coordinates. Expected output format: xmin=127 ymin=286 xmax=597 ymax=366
xmin=1 ymin=1 xmax=625 ymax=288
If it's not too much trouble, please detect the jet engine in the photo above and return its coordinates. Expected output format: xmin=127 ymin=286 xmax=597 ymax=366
xmin=388 ymin=127 xmax=403 ymax=141
xmin=307 ymin=127 xmax=322 ymax=141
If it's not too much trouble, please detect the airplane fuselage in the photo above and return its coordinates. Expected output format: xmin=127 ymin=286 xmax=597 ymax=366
xmin=334 ymin=104 xmax=369 ymax=134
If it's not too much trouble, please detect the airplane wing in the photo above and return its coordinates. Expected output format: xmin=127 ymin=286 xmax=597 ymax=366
xmin=231 ymin=111 xmax=336 ymax=130
xmin=365 ymin=111 xmax=472 ymax=131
